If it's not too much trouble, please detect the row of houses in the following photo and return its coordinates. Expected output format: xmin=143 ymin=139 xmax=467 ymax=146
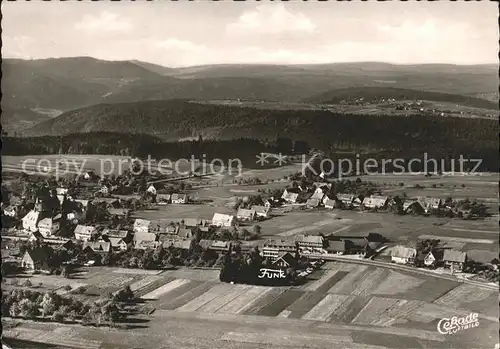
xmin=282 ymin=186 xmax=444 ymax=214
xmin=389 ymin=245 xmax=467 ymax=272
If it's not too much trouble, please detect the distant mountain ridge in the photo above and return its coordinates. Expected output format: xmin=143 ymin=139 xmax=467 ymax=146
xmin=2 ymin=56 xmax=498 ymax=133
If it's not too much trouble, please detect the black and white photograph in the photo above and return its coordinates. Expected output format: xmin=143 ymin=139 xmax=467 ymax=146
xmin=1 ymin=1 xmax=499 ymax=348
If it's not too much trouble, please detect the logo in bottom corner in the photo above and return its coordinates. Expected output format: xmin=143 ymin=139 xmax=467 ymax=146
xmin=437 ymin=312 xmax=479 ymax=335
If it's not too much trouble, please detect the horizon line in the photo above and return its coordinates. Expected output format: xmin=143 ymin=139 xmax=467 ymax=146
xmin=3 ymin=55 xmax=498 ymax=69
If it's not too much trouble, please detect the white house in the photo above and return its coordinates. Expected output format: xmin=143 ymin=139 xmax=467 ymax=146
xmin=417 ymin=197 xmax=442 ymax=214
xmin=324 ymin=198 xmax=336 ymax=209
xmin=108 ymin=237 xmax=129 ymax=251
xmin=336 ymin=193 xmax=355 ymax=208
xmin=22 ymin=210 xmax=41 ymax=233
xmin=390 ymin=246 xmax=417 ymax=265
xmin=443 ymin=249 xmax=467 ymax=272
xmin=281 ymin=189 xmax=299 ymax=204
xmin=212 ymin=213 xmax=235 ymax=227
xmin=156 ymin=194 xmax=171 ymax=205
xmin=236 ymin=208 xmax=256 ymax=221
xmin=171 ymin=194 xmax=188 ymax=204
xmin=310 ymin=187 xmax=326 ymax=201
xmin=424 ymin=251 xmax=437 ymax=267
xmin=56 ymin=188 xmax=68 ymax=196
xmin=82 ymin=171 xmax=97 ymax=180
xmin=294 ymin=234 xmax=324 ymax=249
xmin=100 ymin=185 xmax=110 ymax=196
xmin=251 ymin=205 xmax=270 ymax=218
xmin=3 ymin=205 xmax=18 ymax=218
xmin=37 ymin=218 xmax=60 ymax=238
xmin=133 ymin=219 xmax=152 ymax=235
xmin=146 ymin=185 xmax=157 ymax=195
xmin=306 ymin=198 xmax=320 ymax=208
xmin=74 ymin=225 xmax=98 ymax=241
xmin=362 ymin=195 xmax=389 ymax=209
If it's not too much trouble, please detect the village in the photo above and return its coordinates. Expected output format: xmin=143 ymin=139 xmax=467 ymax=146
xmin=2 ymin=164 xmax=497 ymax=287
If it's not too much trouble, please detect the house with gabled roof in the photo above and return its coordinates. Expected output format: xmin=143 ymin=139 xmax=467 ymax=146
xmin=208 ymin=240 xmax=231 ymax=252
xmin=362 ymin=195 xmax=389 ymax=210
xmin=236 ymin=208 xmax=256 ymax=221
xmin=272 ymin=252 xmax=297 ymax=268
xmin=417 ymin=197 xmax=442 ymax=214
xmin=443 ymin=249 xmax=467 ymax=272
xmin=162 ymin=238 xmax=192 ymax=250
xmin=74 ymin=225 xmax=98 ymax=241
xmin=390 ymin=245 xmax=417 ymax=265
xmin=281 ymin=189 xmax=300 ymax=204
xmin=171 ymin=194 xmax=188 ymax=204
xmin=146 ymin=184 xmax=157 ymax=195
xmin=177 ymin=228 xmax=193 ymax=239
xmin=336 ymin=193 xmax=355 ymax=208
xmin=83 ymin=241 xmax=111 ymax=254
xmin=251 ymin=205 xmax=270 ymax=218
xmin=326 ymin=240 xmax=346 ymax=255
xmin=22 ymin=210 xmax=41 ymax=233
xmin=310 ymin=187 xmax=326 ymax=201
xmin=133 ymin=219 xmax=152 ymax=234
xmin=212 ymin=213 xmax=235 ymax=227
xmin=37 ymin=217 xmax=60 ymax=238
xmin=21 ymin=247 xmax=51 ymax=272
xmin=262 ymin=239 xmax=297 ymax=259
xmin=324 ymin=198 xmax=337 ymax=209
xmin=101 ymin=228 xmax=131 ymax=241
xmin=306 ymin=198 xmax=320 ymax=208
xmin=156 ymin=193 xmax=171 ymax=205
xmin=107 ymin=237 xmax=130 ymax=251
xmin=403 ymin=200 xmax=424 ymax=215
xmin=3 ymin=205 xmax=19 ymax=218
xmin=198 ymin=239 xmax=214 ymax=250
xmin=294 ymin=234 xmax=324 ymax=249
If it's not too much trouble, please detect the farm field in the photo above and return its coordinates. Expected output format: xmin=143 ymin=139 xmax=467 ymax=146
xmin=4 ymin=262 xmax=498 ymax=349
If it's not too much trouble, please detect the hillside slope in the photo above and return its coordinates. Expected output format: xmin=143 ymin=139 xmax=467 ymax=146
xmin=22 ymin=100 xmax=498 ymax=154
xmin=304 ymin=87 xmax=499 ymax=110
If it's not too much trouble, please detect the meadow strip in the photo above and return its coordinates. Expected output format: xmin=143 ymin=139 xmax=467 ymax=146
xmin=141 ymin=278 xmax=190 ymax=300
xmin=220 ymin=331 xmax=353 ymax=348
xmin=302 ymin=294 xmax=349 ymax=321
xmin=196 ymin=285 xmax=252 ymax=313
xmin=216 ymin=286 xmax=273 ymax=314
xmin=371 ymin=271 xmax=425 ymax=296
xmin=241 ymin=288 xmax=285 ymax=315
xmin=256 ymin=289 xmax=304 ymax=317
xmin=433 ymin=284 xmax=496 ymax=306
xmin=327 ymin=265 xmax=369 ymax=294
xmin=304 ymin=263 xmax=344 ymax=291
xmin=176 ymin=283 xmax=234 ymax=312
xmin=159 ymin=281 xmax=215 ymax=310
xmin=278 ymin=291 xmax=326 ymax=319
xmin=351 ymin=297 xmax=399 ymax=325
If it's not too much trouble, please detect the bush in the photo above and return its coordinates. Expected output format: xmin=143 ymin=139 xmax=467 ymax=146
xmin=63 ymin=285 xmax=72 ymax=291
xmin=23 ymin=279 xmax=32 ymax=287
xmin=73 ymin=286 xmax=86 ymax=294
xmin=52 ymin=310 xmax=65 ymax=323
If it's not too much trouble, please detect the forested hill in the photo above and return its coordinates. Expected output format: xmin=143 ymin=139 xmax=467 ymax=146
xmin=21 ymin=100 xmax=498 ymax=155
xmin=304 ymin=87 xmax=499 ymax=110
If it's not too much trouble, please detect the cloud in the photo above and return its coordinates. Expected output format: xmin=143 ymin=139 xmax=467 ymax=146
xmin=2 ymin=35 xmax=36 ymax=58
xmin=226 ymin=4 xmax=316 ymax=36
xmin=74 ymin=12 xmax=133 ymax=33
xmin=377 ymin=19 xmax=471 ymax=43
xmin=154 ymin=38 xmax=207 ymax=53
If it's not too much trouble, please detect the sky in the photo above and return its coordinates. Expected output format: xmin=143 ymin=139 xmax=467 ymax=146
xmin=2 ymin=1 xmax=498 ymax=67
